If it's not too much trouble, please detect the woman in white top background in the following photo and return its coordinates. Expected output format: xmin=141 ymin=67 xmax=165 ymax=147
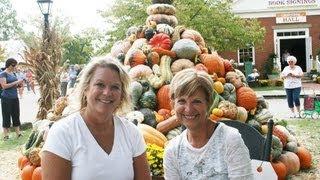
xmin=280 ymin=55 xmax=303 ymax=118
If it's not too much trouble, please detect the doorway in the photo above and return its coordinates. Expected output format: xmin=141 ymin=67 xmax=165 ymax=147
xmin=280 ymin=38 xmax=306 ymax=71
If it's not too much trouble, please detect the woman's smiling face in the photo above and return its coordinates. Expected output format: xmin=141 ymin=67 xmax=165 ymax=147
xmin=173 ymin=88 xmax=209 ymax=130
xmin=85 ymin=67 xmax=122 ymax=116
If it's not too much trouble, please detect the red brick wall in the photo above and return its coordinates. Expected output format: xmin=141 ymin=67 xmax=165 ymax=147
xmin=219 ymin=15 xmax=320 ymax=73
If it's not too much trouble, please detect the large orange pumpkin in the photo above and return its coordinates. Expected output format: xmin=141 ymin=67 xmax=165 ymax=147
xmin=20 ymin=156 xmax=30 ymax=170
xmin=149 ymin=33 xmax=172 ymax=50
xmin=296 ymin=146 xmax=312 ymax=169
xmin=21 ymin=164 xmax=36 ymax=180
xmin=271 ymin=161 xmax=287 ymax=180
xmin=199 ymin=53 xmax=225 ymax=77
xmin=157 ymin=85 xmax=171 ymax=111
xmin=18 ymin=155 xmax=28 ymax=170
xmin=236 ymin=87 xmax=258 ymax=111
xmin=32 ymin=166 xmax=42 ymax=180
xmin=278 ymin=151 xmax=300 ymax=175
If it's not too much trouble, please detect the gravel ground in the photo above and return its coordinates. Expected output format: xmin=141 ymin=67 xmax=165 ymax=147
xmin=0 ymin=149 xmax=20 ymax=180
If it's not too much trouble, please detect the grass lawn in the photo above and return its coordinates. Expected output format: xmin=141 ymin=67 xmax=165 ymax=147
xmin=0 ymin=129 xmax=32 ymax=151
xmin=251 ymin=86 xmax=283 ymax=91
xmin=286 ymin=118 xmax=320 ymax=179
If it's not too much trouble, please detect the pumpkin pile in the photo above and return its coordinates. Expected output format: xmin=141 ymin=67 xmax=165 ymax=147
xmin=108 ymin=0 xmax=313 ymax=178
xmin=17 ymin=120 xmax=53 ymax=180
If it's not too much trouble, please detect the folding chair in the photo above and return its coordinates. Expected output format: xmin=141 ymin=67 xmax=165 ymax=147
xmin=220 ymin=119 xmax=274 ymax=161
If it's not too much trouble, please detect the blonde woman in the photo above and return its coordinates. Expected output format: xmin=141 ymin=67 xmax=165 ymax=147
xmin=41 ymin=57 xmax=151 ymax=179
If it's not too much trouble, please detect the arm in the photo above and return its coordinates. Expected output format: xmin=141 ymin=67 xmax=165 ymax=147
xmin=226 ymin=132 xmax=254 ymax=180
xmin=41 ymin=151 xmax=72 ymax=180
xmin=0 ymin=77 xmax=23 ymax=89
xmin=133 ymin=152 xmax=151 ymax=180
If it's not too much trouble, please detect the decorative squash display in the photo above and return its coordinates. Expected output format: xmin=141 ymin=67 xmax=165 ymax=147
xmin=138 ymin=124 xmax=168 ymax=148
xmin=273 ymin=125 xmax=288 ymax=147
xmin=220 ymin=83 xmax=236 ymax=104
xmin=171 ymin=39 xmax=201 ymax=60
xmin=271 ymin=161 xmax=287 ymax=180
xmin=194 ymin=63 xmax=208 ymax=73
xmin=156 ymin=115 xmax=180 ymax=134
xmin=140 ymin=108 xmax=157 ymax=128
xmin=271 ymin=135 xmax=283 ymax=161
xmin=159 ymin=55 xmax=173 ymax=84
xmin=213 ymin=81 xmax=224 ymax=94
xmin=236 ymin=87 xmax=258 ymax=111
xmin=110 ymin=40 xmax=132 ymax=58
xmin=158 ymin=109 xmax=171 ymax=120
xmin=128 ymin=64 xmax=153 ymax=80
xmin=279 ymin=151 xmax=300 ymax=175
xmin=147 ymin=4 xmax=176 ymax=15
xmin=147 ymin=51 xmax=160 ymax=66
xmin=225 ymin=71 xmax=243 ymax=89
xmin=147 ymin=74 xmax=164 ymax=89
xmin=152 ymin=47 xmax=177 ymax=58
xmin=223 ymin=59 xmax=234 ymax=73
xmin=218 ymin=101 xmax=237 ymax=120
xmin=139 ymin=87 xmax=157 ymax=110
xmin=295 ymin=146 xmax=312 ymax=169
xmin=170 ymin=59 xmax=194 ymax=75
xmin=211 ymin=108 xmax=223 ymax=117
xmin=124 ymin=49 xmax=147 ymax=67
xmin=149 ymin=33 xmax=172 ymax=50
xmin=130 ymin=81 xmax=144 ymax=109
xmin=236 ymin=106 xmax=248 ymax=123
xmin=199 ymin=53 xmax=225 ymax=77
xmin=181 ymin=29 xmax=206 ymax=51
xmin=157 ymin=85 xmax=171 ymax=110
xmin=146 ymin=14 xmax=178 ymax=27
xmin=156 ymin=24 xmax=175 ymax=36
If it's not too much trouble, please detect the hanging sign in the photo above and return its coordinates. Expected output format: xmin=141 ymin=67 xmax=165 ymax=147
xmin=268 ymin=0 xmax=318 ymax=8
xmin=276 ymin=12 xmax=306 ymax=24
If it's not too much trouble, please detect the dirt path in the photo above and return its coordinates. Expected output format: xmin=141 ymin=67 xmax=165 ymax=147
xmin=0 ymin=149 xmax=20 ymax=180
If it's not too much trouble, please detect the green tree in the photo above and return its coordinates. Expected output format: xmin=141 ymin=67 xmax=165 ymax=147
xmin=0 ymin=45 xmax=6 ymax=62
xmin=62 ymin=35 xmax=94 ymax=65
xmin=0 ymin=0 xmax=21 ymax=40
xmin=99 ymin=0 xmax=265 ymax=52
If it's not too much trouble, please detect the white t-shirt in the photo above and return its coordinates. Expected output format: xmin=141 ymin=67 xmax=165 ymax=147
xmin=42 ymin=112 xmax=146 ymax=180
xmin=281 ymin=65 xmax=303 ymax=89
xmin=164 ymin=123 xmax=253 ymax=180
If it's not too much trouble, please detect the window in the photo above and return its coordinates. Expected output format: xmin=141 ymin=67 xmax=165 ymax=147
xmin=238 ymin=46 xmax=255 ymax=65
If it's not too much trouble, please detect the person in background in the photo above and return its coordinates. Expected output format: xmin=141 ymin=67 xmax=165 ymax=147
xmin=15 ymin=68 xmax=25 ymax=98
xmin=41 ymin=57 xmax=151 ymax=179
xmin=25 ymin=69 xmax=36 ymax=94
xmin=164 ymin=68 xmax=253 ymax=179
xmin=59 ymin=67 xmax=69 ymax=97
xmin=282 ymin=50 xmax=290 ymax=68
xmin=247 ymin=68 xmax=260 ymax=82
xmin=0 ymin=58 xmax=24 ymax=140
xmin=68 ymin=65 xmax=78 ymax=88
xmin=280 ymin=55 xmax=303 ymax=118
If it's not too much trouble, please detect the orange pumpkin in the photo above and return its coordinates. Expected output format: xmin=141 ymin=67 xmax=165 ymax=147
xmin=18 ymin=155 xmax=27 ymax=169
xmin=20 ymin=156 xmax=30 ymax=170
xmin=194 ymin=63 xmax=208 ymax=73
xmin=32 ymin=166 xmax=42 ymax=180
xmin=158 ymin=109 xmax=171 ymax=120
xmin=152 ymin=47 xmax=177 ymax=58
xmin=209 ymin=114 xmax=222 ymax=122
xmin=157 ymin=85 xmax=171 ymax=111
xmin=147 ymin=51 xmax=160 ymax=65
xmin=223 ymin=59 xmax=234 ymax=73
xmin=278 ymin=151 xmax=300 ymax=175
xmin=199 ymin=53 xmax=225 ymax=77
xmin=125 ymin=49 xmax=147 ymax=67
xmin=273 ymin=126 xmax=288 ymax=147
xmin=236 ymin=87 xmax=258 ymax=111
xmin=271 ymin=161 xmax=287 ymax=180
xmin=296 ymin=146 xmax=312 ymax=169
xmin=149 ymin=33 xmax=172 ymax=50
xmin=21 ymin=164 xmax=36 ymax=180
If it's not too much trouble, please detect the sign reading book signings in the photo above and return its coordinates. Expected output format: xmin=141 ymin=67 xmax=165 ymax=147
xmin=268 ymin=0 xmax=318 ymax=8
xmin=276 ymin=12 xmax=306 ymax=24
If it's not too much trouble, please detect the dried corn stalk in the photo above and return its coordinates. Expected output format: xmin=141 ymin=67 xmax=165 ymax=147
xmin=23 ymin=29 xmax=62 ymax=120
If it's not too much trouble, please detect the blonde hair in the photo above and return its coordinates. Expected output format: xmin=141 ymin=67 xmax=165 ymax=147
xmin=76 ymin=56 xmax=131 ymax=115
xmin=169 ymin=68 xmax=214 ymax=110
xmin=286 ymin=55 xmax=297 ymax=64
